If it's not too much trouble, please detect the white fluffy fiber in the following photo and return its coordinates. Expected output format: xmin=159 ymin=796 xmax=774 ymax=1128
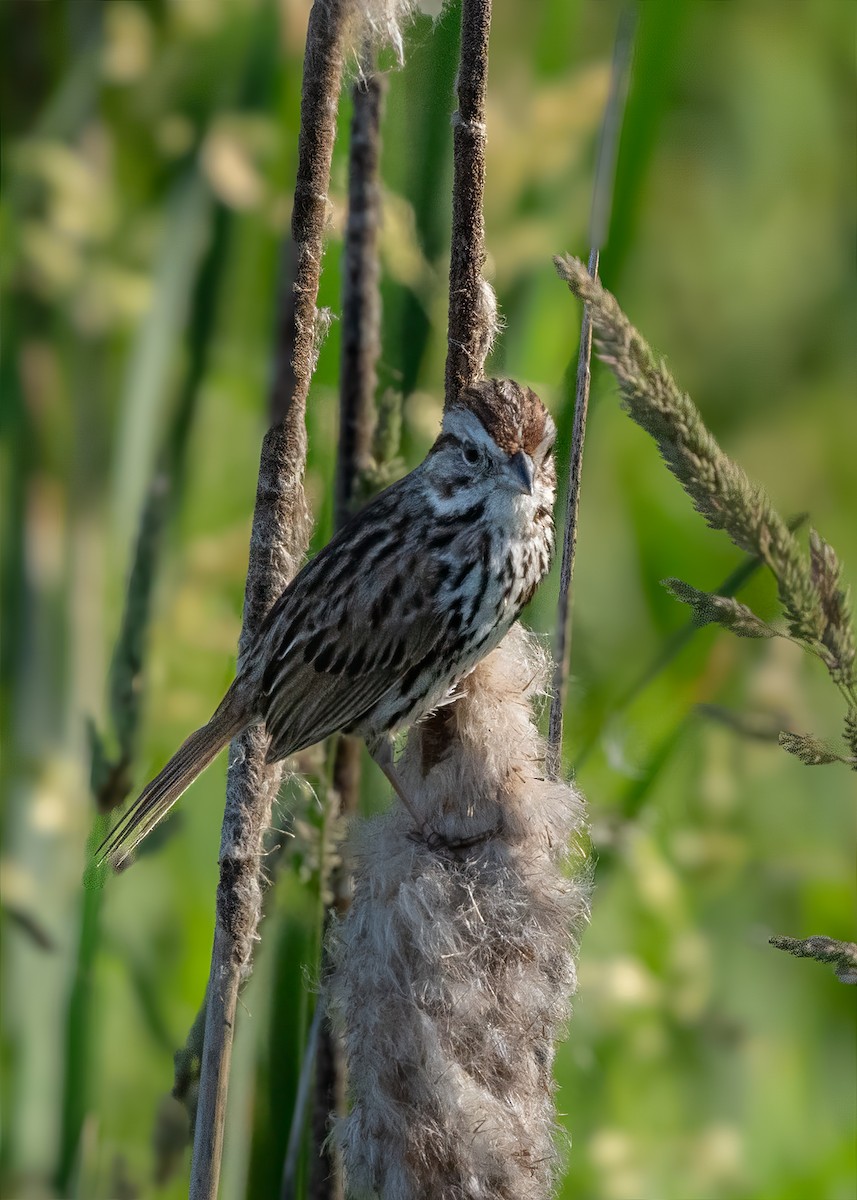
xmin=348 ymin=0 xmax=425 ymax=64
xmin=328 ymin=626 xmax=589 ymax=1199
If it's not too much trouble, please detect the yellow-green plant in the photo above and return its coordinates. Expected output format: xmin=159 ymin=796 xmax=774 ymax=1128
xmin=556 ymin=254 xmax=855 ymax=985
xmin=555 ymin=254 xmax=856 ymax=772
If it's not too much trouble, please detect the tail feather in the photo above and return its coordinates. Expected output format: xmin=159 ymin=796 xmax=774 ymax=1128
xmin=96 ymin=684 xmax=251 ymax=870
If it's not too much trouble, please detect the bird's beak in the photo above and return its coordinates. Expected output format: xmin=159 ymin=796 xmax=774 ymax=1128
xmin=509 ymin=450 xmax=535 ymax=496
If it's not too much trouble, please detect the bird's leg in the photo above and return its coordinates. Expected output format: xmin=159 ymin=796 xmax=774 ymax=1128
xmin=368 ymin=735 xmax=432 ymax=840
xmin=368 ymin=735 xmax=501 ymax=853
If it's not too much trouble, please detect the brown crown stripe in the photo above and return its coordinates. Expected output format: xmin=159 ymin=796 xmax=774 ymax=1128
xmin=452 ymin=378 xmax=551 ymax=457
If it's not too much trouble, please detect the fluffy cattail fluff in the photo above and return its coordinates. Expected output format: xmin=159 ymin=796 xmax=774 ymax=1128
xmin=347 ymin=0 xmax=423 ymax=65
xmin=474 ymin=277 xmax=501 ymax=372
xmin=328 ymin=625 xmax=589 ymax=1200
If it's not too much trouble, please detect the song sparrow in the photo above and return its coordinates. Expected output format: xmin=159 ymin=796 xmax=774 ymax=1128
xmin=98 ymin=378 xmax=556 ymax=868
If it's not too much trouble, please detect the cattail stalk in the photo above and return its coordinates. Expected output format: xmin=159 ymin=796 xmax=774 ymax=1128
xmin=334 ymin=66 xmax=385 ymax=529
xmin=189 ymin=3 xmax=351 ymax=1197
xmin=331 ymin=629 xmax=589 ymax=1198
xmin=444 ymin=0 xmax=494 ymax=404
xmin=331 ymin=4 xmax=590 ymax=1197
xmin=310 ymin=57 xmax=387 ymax=1200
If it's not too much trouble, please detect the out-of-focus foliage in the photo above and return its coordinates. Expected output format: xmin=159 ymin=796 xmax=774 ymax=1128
xmin=1 ymin=2 xmax=854 ymax=1198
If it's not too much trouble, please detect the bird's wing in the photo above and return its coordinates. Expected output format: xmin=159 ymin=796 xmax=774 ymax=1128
xmin=258 ymin=495 xmax=454 ymax=761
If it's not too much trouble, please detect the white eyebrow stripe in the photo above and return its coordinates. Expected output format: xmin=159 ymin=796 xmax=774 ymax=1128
xmin=442 ymin=408 xmax=503 ymax=454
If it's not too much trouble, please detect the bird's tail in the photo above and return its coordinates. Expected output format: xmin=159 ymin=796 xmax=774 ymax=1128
xmin=96 ymin=681 xmax=251 ymax=870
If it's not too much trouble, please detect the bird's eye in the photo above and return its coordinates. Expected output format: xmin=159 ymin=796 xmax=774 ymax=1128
xmin=461 ymin=443 xmax=480 ymax=466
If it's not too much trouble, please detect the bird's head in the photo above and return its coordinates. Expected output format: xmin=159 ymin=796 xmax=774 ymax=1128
xmin=427 ymin=378 xmax=556 ymax=506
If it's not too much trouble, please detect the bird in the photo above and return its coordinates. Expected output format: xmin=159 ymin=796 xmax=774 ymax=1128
xmin=97 ymin=378 xmax=556 ymax=869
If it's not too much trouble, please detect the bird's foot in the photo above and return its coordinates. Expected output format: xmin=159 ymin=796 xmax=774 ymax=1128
xmin=410 ymin=820 xmax=503 ymax=855
xmin=368 ymin=736 xmax=502 ymax=853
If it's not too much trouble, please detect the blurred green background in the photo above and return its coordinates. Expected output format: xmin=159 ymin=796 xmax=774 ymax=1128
xmin=1 ymin=1 xmax=855 ymax=1197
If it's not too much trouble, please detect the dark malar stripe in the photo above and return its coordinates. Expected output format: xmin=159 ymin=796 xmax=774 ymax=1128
xmin=467 ymin=530 xmax=493 ymax=625
xmin=426 ymin=499 xmax=487 ymax=548
xmin=448 ymin=498 xmax=487 ymax=527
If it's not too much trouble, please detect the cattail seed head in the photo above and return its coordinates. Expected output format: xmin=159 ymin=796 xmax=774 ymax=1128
xmin=328 ymin=626 xmax=589 ymax=1199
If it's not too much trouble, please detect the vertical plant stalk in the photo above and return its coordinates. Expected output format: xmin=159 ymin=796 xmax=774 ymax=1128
xmin=189 ymin=3 xmax=350 ymax=1198
xmin=414 ymin=0 xmax=496 ymax=782
xmin=444 ymin=0 xmax=493 ymax=404
xmin=310 ymin=61 xmax=386 ymax=1200
xmin=307 ymin=986 xmax=344 ymax=1200
xmin=332 ymin=2 xmax=581 ymax=1195
xmin=334 ymin=67 xmax=385 ymax=529
xmin=404 ymin=0 xmax=494 ymax=856
xmin=546 ymin=7 xmax=636 ymax=778
xmin=546 ymin=246 xmax=598 ymax=779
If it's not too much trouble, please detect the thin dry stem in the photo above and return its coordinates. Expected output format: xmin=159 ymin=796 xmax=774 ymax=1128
xmin=308 ymin=1007 xmax=345 ymax=1200
xmin=547 ymin=8 xmax=635 ymax=778
xmin=332 ymin=5 xmax=591 ymax=1195
xmin=546 ymin=247 xmax=598 ymax=779
xmin=403 ymin=0 xmax=496 ymax=883
xmin=189 ymin=3 xmax=350 ymax=1197
xmin=444 ymin=0 xmax=494 ymax=404
xmin=312 ymin=55 xmax=386 ymax=1200
xmin=588 ymin=5 xmax=636 ymax=252
xmin=415 ymin=0 xmax=496 ymax=814
xmin=335 ymin=67 xmax=386 ymax=527
xmin=273 ymin=0 xmax=351 ymax=425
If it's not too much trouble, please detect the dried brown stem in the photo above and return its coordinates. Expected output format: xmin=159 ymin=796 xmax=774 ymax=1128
xmin=335 ymin=66 xmax=386 ymax=527
xmin=444 ymin=0 xmax=492 ymax=405
xmin=413 ymin=0 xmax=495 ymax=801
xmin=189 ymin=3 xmax=350 ymax=1197
xmin=546 ymin=247 xmax=598 ymax=779
xmin=547 ymin=8 xmax=635 ymax=778
xmin=273 ymin=0 xmax=351 ymax=425
xmin=308 ymin=1007 xmax=345 ymax=1200
xmin=332 ymin=9 xmax=591 ymax=1195
xmin=311 ymin=57 xmax=386 ymax=1200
